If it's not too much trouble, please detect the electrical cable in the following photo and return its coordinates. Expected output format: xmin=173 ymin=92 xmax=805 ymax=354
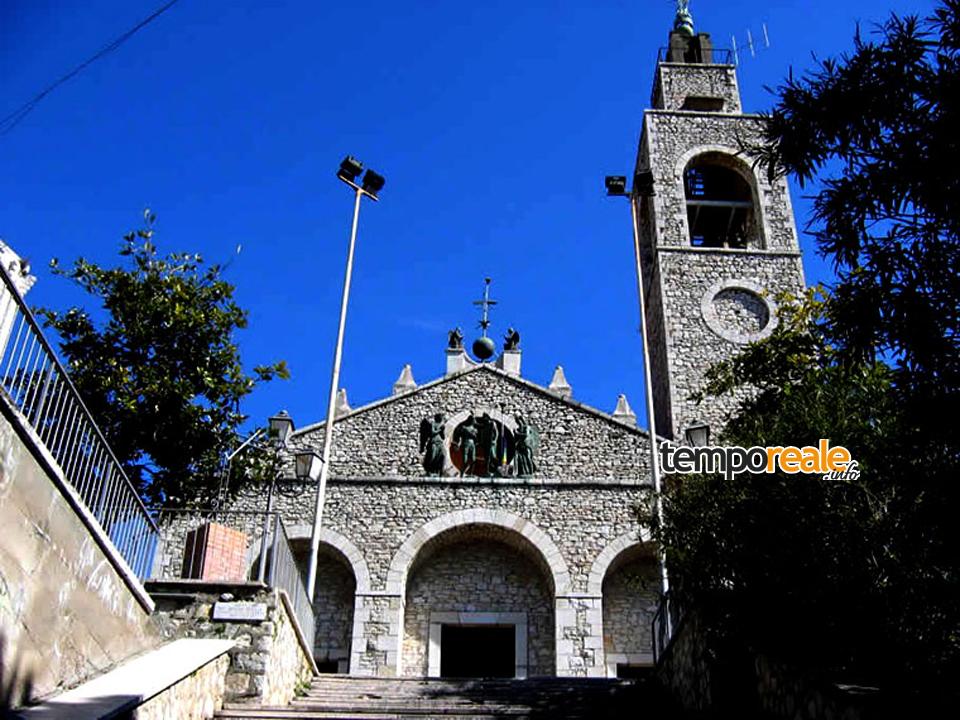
xmin=0 ymin=0 xmax=182 ymax=136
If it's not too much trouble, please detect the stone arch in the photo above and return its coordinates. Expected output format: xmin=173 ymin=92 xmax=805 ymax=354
xmin=286 ymin=525 xmax=370 ymax=673
xmin=386 ymin=509 xmax=571 ymax=596
xmin=674 ymin=145 xmax=770 ymax=250
xmin=285 ymin=524 xmax=372 ymax=595
xmin=589 ymin=532 xmax=660 ymax=677
xmin=586 ymin=530 xmax=653 ymax=597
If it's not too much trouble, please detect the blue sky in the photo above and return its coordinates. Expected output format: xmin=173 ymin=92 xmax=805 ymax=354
xmin=0 ymin=0 xmax=940 ymax=435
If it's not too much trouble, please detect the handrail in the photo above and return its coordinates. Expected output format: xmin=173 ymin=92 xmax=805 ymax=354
xmin=271 ymin=516 xmax=316 ymax=648
xmin=0 ymin=262 xmax=158 ymax=577
xmin=657 ymin=47 xmax=736 ymax=65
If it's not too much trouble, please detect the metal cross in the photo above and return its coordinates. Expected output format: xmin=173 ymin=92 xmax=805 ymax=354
xmin=472 ymin=277 xmax=497 ymax=337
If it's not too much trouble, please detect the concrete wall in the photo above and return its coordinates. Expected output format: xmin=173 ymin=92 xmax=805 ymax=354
xmin=0 ymin=403 xmax=159 ymax=703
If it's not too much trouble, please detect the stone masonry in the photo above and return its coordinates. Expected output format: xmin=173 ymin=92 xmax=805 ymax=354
xmin=231 ymin=362 xmax=659 ymax=678
xmin=637 ymin=31 xmax=805 ymax=439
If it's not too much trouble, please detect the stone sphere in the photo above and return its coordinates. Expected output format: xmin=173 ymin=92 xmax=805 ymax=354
xmin=472 ymin=336 xmax=496 ymax=361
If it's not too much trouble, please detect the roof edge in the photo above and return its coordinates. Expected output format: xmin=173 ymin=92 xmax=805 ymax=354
xmin=291 ymin=364 xmax=664 ymax=441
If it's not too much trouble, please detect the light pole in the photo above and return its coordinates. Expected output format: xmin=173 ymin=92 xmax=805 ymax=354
xmin=215 ymin=427 xmax=265 ymax=513
xmin=306 ymin=156 xmax=385 ymax=600
xmin=605 ymin=171 xmax=672 ymax=637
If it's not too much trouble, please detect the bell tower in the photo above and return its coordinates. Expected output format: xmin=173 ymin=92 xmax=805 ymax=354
xmin=635 ymin=3 xmax=805 ymax=440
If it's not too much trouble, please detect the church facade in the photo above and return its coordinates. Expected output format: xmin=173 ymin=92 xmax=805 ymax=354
xmin=260 ymin=345 xmax=659 ymax=680
xmin=240 ymin=7 xmax=804 ymax=683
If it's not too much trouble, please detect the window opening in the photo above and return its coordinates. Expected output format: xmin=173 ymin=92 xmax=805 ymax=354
xmin=684 ymin=161 xmax=757 ymax=249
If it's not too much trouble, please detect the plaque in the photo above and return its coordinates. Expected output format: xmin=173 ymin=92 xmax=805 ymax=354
xmin=212 ymin=601 xmax=268 ymax=622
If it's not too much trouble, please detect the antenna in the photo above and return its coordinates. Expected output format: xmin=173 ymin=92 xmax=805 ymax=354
xmin=731 ymin=22 xmax=772 ymax=66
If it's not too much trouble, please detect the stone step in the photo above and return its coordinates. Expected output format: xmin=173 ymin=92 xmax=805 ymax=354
xmin=217 ymin=711 xmax=522 ymax=720
xmin=215 ymin=675 xmax=680 ymax=719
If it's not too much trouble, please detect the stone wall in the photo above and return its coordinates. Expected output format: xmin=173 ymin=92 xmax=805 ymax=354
xmin=227 ymin=366 xmax=656 ymax=679
xmin=601 ymin=555 xmax=660 ymax=672
xmin=261 ymin=482 xmax=644 ymax=594
xmin=134 ymin=652 xmax=230 ymax=720
xmin=655 ymin=249 xmax=804 ymax=438
xmin=262 ymin=591 xmax=316 ymax=706
xmin=151 ymin=584 xmax=314 ymax=706
xmin=653 ymin=63 xmax=741 ymax=113
xmin=755 ymin=655 xmax=887 ymax=720
xmin=286 ymin=366 xmax=651 ymax=482
xmin=646 ymin=112 xmax=799 ymax=252
xmin=0 ymin=404 xmax=160 ymax=703
xmin=308 ymin=550 xmax=355 ymax=671
xmin=655 ymin=613 xmax=712 ymax=713
xmin=401 ymin=538 xmax=554 ymax=677
xmin=637 ymin=91 xmax=805 ymax=439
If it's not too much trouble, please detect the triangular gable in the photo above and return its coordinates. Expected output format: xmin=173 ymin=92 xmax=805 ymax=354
xmin=290 ymin=365 xmax=653 ymax=482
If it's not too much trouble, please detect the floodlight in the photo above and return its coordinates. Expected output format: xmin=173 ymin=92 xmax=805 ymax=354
xmin=337 ymin=155 xmax=363 ymax=182
xmin=361 ymin=169 xmax=385 ymax=197
xmin=605 ymin=175 xmax=628 ymax=196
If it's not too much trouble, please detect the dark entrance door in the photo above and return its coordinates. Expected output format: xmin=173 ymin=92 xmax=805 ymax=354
xmin=440 ymin=625 xmax=515 ymax=678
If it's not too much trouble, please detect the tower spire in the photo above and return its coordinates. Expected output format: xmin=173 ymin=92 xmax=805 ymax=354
xmin=674 ymin=0 xmax=694 ymax=37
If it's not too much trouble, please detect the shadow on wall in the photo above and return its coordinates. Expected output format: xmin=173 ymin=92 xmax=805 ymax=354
xmin=1 ymin=635 xmax=34 ymax=717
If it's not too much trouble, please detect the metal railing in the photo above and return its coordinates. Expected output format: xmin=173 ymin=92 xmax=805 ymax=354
xmin=652 ymin=591 xmax=684 ymax=663
xmin=657 ymin=47 xmax=735 ymax=65
xmin=0 ymin=263 xmax=158 ymax=578
xmin=270 ymin=515 xmax=316 ymax=645
xmin=151 ymin=509 xmax=315 ymax=645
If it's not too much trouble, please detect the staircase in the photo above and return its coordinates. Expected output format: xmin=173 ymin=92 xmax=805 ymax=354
xmin=215 ymin=674 xmax=684 ymax=719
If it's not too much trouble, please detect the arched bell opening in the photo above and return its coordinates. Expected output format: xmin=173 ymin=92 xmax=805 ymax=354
xmin=684 ymin=152 xmax=764 ymax=250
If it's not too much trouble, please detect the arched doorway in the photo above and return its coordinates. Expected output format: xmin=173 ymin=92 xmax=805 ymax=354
xmin=395 ymin=521 xmax=559 ymax=678
xmin=599 ymin=543 xmax=660 ymax=677
xmin=289 ymin=528 xmax=368 ymax=674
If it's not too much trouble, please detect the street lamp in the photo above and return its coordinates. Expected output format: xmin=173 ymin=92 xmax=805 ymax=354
xmin=305 ymin=155 xmax=385 ymax=600
xmin=269 ymin=410 xmax=294 ymax=446
xmin=685 ymin=420 xmax=711 ymax=448
xmin=295 ymin=449 xmax=323 ymax=483
xmin=604 ymin=169 xmax=672 ymax=637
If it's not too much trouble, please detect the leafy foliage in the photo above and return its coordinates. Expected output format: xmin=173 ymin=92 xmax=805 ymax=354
xmin=40 ymin=212 xmax=289 ymax=507
xmin=657 ymin=291 xmax=958 ymax=689
xmin=655 ymin=1 xmax=960 ymax=694
xmin=753 ymin=1 xmax=960 ymax=432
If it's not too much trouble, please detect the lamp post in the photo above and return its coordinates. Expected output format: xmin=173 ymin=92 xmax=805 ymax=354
xmin=305 ymin=156 xmax=385 ymax=600
xmin=605 ymin=170 xmax=672 ymax=637
xmin=215 ymin=426 xmax=265 ymax=513
xmin=258 ymin=411 xmax=323 ymax=582
xmin=257 ymin=411 xmax=295 ymax=581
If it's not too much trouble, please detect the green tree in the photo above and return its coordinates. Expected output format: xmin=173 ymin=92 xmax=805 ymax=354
xmin=754 ymin=0 xmax=959 ymax=437
xmin=40 ymin=211 xmax=289 ymax=507
xmin=658 ymin=290 xmax=956 ymax=690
